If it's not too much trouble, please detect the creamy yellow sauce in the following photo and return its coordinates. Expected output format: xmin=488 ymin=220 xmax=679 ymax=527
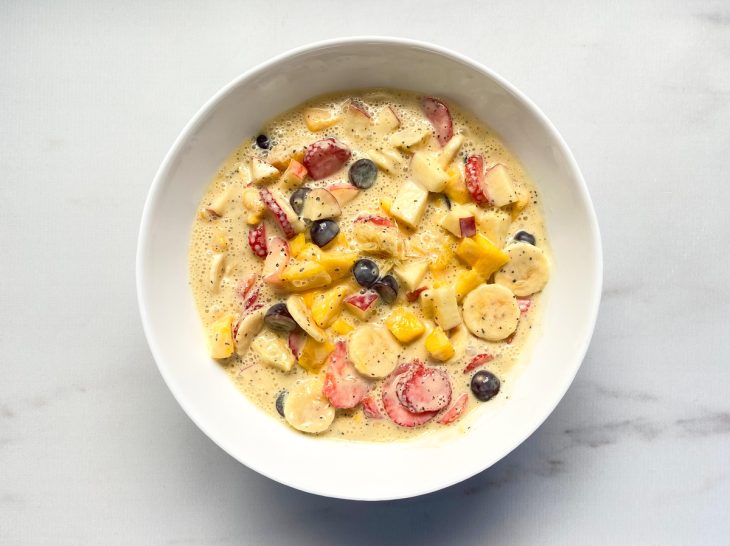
xmin=188 ymin=89 xmax=550 ymax=442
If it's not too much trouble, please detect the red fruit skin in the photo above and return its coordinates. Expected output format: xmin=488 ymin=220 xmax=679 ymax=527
xmin=242 ymin=288 xmax=260 ymax=311
xmin=438 ymin=393 xmax=468 ymax=425
xmin=344 ymin=291 xmax=379 ymax=312
xmin=459 ymin=216 xmax=477 ymax=238
xmin=354 ymin=214 xmax=393 ymax=227
xmin=463 ymin=353 xmax=494 ymax=374
xmin=303 ymin=138 xmax=351 ymax=180
xmin=236 ymin=273 xmax=257 ymax=300
xmin=406 ymin=286 xmax=427 ymax=302
xmin=248 ymin=223 xmax=268 ymax=258
xmin=288 ymin=329 xmax=306 ymax=361
xmin=421 ymin=96 xmax=453 ymax=146
xmin=261 ymin=237 xmax=290 ymax=285
xmin=259 ymin=187 xmax=298 ymax=239
xmin=464 ymin=155 xmax=490 ymax=206
xmin=323 ymin=341 xmax=370 ymax=409
xmin=361 ymin=395 xmax=383 ymax=419
xmin=398 ymin=366 xmax=452 ymax=413
xmin=517 ymin=297 xmax=532 ymax=314
xmin=382 ymin=363 xmax=438 ymax=428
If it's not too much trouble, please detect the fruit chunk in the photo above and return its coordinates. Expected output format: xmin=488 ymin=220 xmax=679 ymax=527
xmin=421 ymin=96 xmax=453 ymax=146
xmin=352 ymin=258 xmax=380 ymax=288
xmin=352 ymin=216 xmax=405 ymax=257
xmin=261 ymin=237 xmax=290 ymax=285
xmin=280 ymin=261 xmax=332 ymax=292
xmin=456 ymin=233 xmax=509 ymax=278
xmin=280 ymin=159 xmax=307 ymax=189
xmin=438 ymin=392 xmax=468 ymax=425
xmin=304 ymin=107 xmax=339 ymax=131
xmin=327 ymin=183 xmax=359 ymax=206
xmin=331 ymin=318 xmax=354 ymax=335
xmin=361 ymin=394 xmax=383 ymax=419
xmin=207 ymin=315 xmax=235 ymax=359
xmin=259 ymin=187 xmax=305 ymax=239
xmin=471 ymin=370 xmax=500 ymax=401
xmin=234 ymin=308 xmax=265 ymax=356
xmin=264 ymin=303 xmax=298 ymax=333
xmin=374 ymin=105 xmax=400 ymax=135
xmin=242 ymin=186 xmax=266 ymax=225
xmin=393 ymin=261 xmax=428 ymax=291
xmin=477 ymin=210 xmax=512 ymax=248
xmin=250 ymin=158 xmax=280 ymax=184
xmin=484 ymin=164 xmax=517 ymax=207
xmin=464 ymin=155 xmax=489 ymax=206
xmin=382 ymin=363 xmax=438 ymax=427
xmin=286 ymin=294 xmax=328 ymax=342
xmin=288 ymin=233 xmax=306 ymax=257
xmin=439 ymin=205 xmax=477 ymax=238
xmin=250 ymin=330 xmax=295 ymax=372
xmin=367 ymin=149 xmax=403 ymax=173
xmin=455 ymin=268 xmax=484 ymax=302
xmin=389 ymin=180 xmax=428 ymax=228
xmin=410 ymin=151 xmax=449 ymax=192
xmin=311 ymin=282 xmax=353 ymax=328
xmin=348 ymin=159 xmax=378 ymax=189
xmin=318 ymin=251 xmax=358 ymax=281
xmin=323 ymin=341 xmax=370 ymax=408
xmin=388 ymin=126 xmax=430 ymax=151
xmin=462 ymin=284 xmax=520 ymax=341
xmin=297 ymin=242 xmax=321 ymax=262
xmin=372 ymin=274 xmax=398 ymax=304
xmin=303 ymin=138 xmax=351 ymax=180
xmin=425 ymin=326 xmax=455 ymax=361
xmin=439 ymin=133 xmax=464 ymax=168
xmin=247 ymin=223 xmax=267 ymax=258
xmin=398 ymin=366 xmax=451 ymax=413
xmin=444 ymin=166 xmax=471 ymax=204
xmin=349 ymin=324 xmax=401 ymax=378
xmin=300 ymin=188 xmax=341 ymax=221
xmin=344 ymin=290 xmax=379 ymax=320
xmin=494 ymin=242 xmax=550 ymax=296
xmin=431 ymin=286 xmax=462 ymax=330
xmin=385 ymin=307 xmax=425 ymax=344
xmin=463 ymin=353 xmax=494 ymax=374
xmin=298 ymin=337 xmax=335 ymax=372
xmin=284 ymin=378 xmax=335 ymax=433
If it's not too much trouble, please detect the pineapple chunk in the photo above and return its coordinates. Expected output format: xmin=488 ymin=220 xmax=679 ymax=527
xmin=311 ymin=282 xmax=353 ymax=328
xmin=289 ymin=233 xmax=306 ymax=257
xmin=297 ymin=337 xmax=335 ymax=372
xmin=428 ymin=242 xmax=454 ymax=274
xmin=318 ymin=251 xmax=358 ymax=281
xmin=389 ymin=127 xmax=430 ymax=151
xmin=455 ymin=269 xmax=484 ymax=302
xmin=477 ymin=210 xmax=512 ymax=248
xmin=297 ymin=243 xmax=322 ymax=262
xmin=207 ymin=315 xmax=235 ymax=359
xmin=390 ymin=180 xmax=428 ymax=228
xmin=431 ymin=286 xmax=462 ymax=330
xmin=250 ymin=158 xmax=279 ymax=184
xmin=367 ymin=149 xmax=403 ymax=173
xmin=425 ymin=326 xmax=455 ymax=361
xmin=331 ymin=318 xmax=354 ymax=335
xmin=280 ymin=261 xmax=332 ymax=291
xmin=439 ymin=134 xmax=465 ymax=168
xmin=304 ymin=107 xmax=339 ymax=131
xmin=393 ymin=261 xmax=428 ymax=291
xmin=456 ymin=234 xmax=507 ymax=267
xmin=444 ymin=167 xmax=471 ymax=204
xmin=250 ymin=330 xmax=295 ymax=372
xmin=385 ymin=307 xmax=426 ymax=344
xmin=410 ymin=151 xmax=449 ymax=192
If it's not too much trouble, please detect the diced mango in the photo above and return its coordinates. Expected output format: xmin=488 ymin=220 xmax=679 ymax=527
xmin=429 ymin=243 xmax=454 ymax=273
xmin=318 ymin=251 xmax=358 ymax=281
xmin=311 ymin=282 xmax=353 ymax=328
xmin=444 ymin=167 xmax=471 ymax=204
xmin=455 ymin=233 xmax=508 ymax=276
xmin=297 ymin=243 xmax=322 ymax=262
xmin=289 ymin=233 xmax=306 ymax=257
xmin=305 ymin=107 xmax=339 ymax=131
xmin=207 ymin=315 xmax=235 ymax=359
xmin=300 ymin=288 xmax=321 ymax=308
xmin=455 ymin=269 xmax=484 ymax=302
xmin=425 ymin=326 xmax=455 ymax=361
xmin=297 ymin=337 xmax=335 ymax=372
xmin=280 ymin=261 xmax=332 ymax=291
xmin=385 ymin=307 xmax=425 ymax=344
xmin=331 ymin=318 xmax=354 ymax=335
xmin=322 ymin=231 xmax=350 ymax=252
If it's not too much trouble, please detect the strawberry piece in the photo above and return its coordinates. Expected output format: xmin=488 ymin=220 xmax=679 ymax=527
xmin=421 ymin=96 xmax=453 ymax=146
xmin=361 ymin=394 xmax=383 ymax=419
xmin=382 ymin=362 xmax=438 ymax=427
xmin=438 ymin=393 xmax=468 ymax=425
xmin=323 ymin=341 xmax=370 ymax=409
xmin=517 ymin=297 xmax=532 ymax=314
xmin=464 ymin=155 xmax=490 ymax=206
xmin=259 ymin=187 xmax=298 ymax=239
xmin=303 ymin=138 xmax=351 ymax=180
xmin=398 ymin=365 xmax=452 ymax=413
xmin=236 ymin=273 xmax=257 ymax=300
xmin=261 ymin=237 xmax=290 ymax=285
xmin=247 ymin=223 xmax=267 ymax=258
xmin=287 ymin=329 xmax=306 ymax=361
xmin=463 ymin=353 xmax=494 ymax=374
xmin=406 ymin=286 xmax=427 ymax=302
xmin=242 ymin=288 xmax=260 ymax=311
xmin=354 ymin=214 xmax=393 ymax=227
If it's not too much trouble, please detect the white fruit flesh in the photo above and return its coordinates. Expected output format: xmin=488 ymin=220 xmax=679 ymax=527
xmin=410 ymin=151 xmax=449 ymax=192
xmin=494 ymin=242 xmax=550 ymax=296
xmin=462 ymin=284 xmax=520 ymax=341
xmin=366 ymin=149 xmax=403 ymax=173
xmin=327 ymin=184 xmax=359 ymax=206
xmin=286 ymin=295 xmax=328 ymax=342
xmin=389 ymin=126 xmax=430 ymax=151
xmin=234 ymin=308 xmax=265 ymax=355
xmin=393 ymin=261 xmax=428 ymax=291
xmin=250 ymin=330 xmax=295 ymax=371
xmin=301 ymin=188 xmax=342 ymax=221
xmin=390 ymin=180 xmax=428 ymax=228
xmin=348 ymin=324 xmax=400 ymax=378
xmin=284 ymin=378 xmax=335 ymax=433
xmin=439 ymin=133 xmax=465 ymax=168
xmin=484 ymin=164 xmax=517 ymax=207
xmin=431 ymin=286 xmax=462 ymax=330
xmin=250 ymin=158 xmax=280 ymax=184
xmin=438 ymin=205 xmax=476 ymax=237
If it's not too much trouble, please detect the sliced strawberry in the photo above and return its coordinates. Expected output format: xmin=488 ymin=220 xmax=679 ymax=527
xmin=438 ymin=392 xmax=468 ymax=425
xmin=464 ymin=155 xmax=490 ymax=206
xmin=247 ymin=223 xmax=267 ymax=258
xmin=354 ymin=214 xmax=393 ymax=227
xmin=517 ymin=297 xmax=532 ymax=314
xmin=323 ymin=341 xmax=370 ymax=409
xmin=398 ymin=365 xmax=452 ymax=413
xmin=406 ymin=286 xmax=427 ymax=302
xmin=288 ymin=329 xmax=306 ymax=361
xmin=259 ymin=187 xmax=298 ymax=239
xmin=421 ymin=96 xmax=453 ymax=146
xmin=303 ymin=138 xmax=351 ymax=180
xmin=261 ymin=237 xmax=290 ymax=285
xmin=382 ymin=362 xmax=438 ymax=427
xmin=361 ymin=394 xmax=383 ymax=419
xmin=463 ymin=353 xmax=494 ymax=374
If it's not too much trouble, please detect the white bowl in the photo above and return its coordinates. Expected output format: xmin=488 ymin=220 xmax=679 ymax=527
xmin=137 ymin=37 xmax=602 ymax=501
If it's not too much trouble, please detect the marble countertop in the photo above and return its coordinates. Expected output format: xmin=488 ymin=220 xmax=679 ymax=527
xmin=2 ymin=1 xmax=728 ymax=544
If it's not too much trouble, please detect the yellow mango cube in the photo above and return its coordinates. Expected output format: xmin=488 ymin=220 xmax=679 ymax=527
xmin=380 ymin=197 xmax=393 ymax=215
xmin=455 ymin=233 xmax=509 ymax=277
xmin=425 ymin=327 xmax=455 ymax=361
xmin=385 ymin=307 xmax=425 ymax=344
xmin=297 ymin=243 xmax=322 ymax=262
xmin=280 ymin=261 xmax=332 ymax=291
xmin=311 ymin=282 xmax=353 ymax=328
xmin=330 ymin=318 xmax=354 ymax=335
xmin=444 ymin=167 xmax=471 ymax=204
xmin=289 ymin=233 xmax=306 ymax=257
xmin=207 ymin=315 xmax=235 ymax=359
xmin=318 ymin=251 xmax=358 ymax=281
xmin=455 ymin=269 xmax=485 ymax=302
xmin=304 ymin=107 xmax=339 ymax=131
xmin=298 ymin=337 xmax=335 ymax=372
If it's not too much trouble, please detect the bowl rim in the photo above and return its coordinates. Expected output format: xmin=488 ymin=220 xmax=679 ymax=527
xmin=136 ymin=35 xmax=603 ymax=500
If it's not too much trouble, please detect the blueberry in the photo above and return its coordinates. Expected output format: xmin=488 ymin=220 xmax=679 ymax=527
xmin=470 ymin=370 xmax=500 ymax=401
xmin=275 ymin=390 xmax=287 ymax=417
xmin=264 ymin=303 xmax=297 ymax=333
xmin=373 ymin=274 xmax=398 ymax=304
xmin=348 ymin=158 xmax=378 ymax=189
xmin=310 ymin=219 xmax=339 ymax=247
xmin=352 ymin=259 xmax=379 ymax=288
xmin=514 ymin=231 xmax=536 ymax=245
xmin=290 ymin=187 xmax=311 ymax=215
xmin=256 ymin=134 xmax=270 ymax=149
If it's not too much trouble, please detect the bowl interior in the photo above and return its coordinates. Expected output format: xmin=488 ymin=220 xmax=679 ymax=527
xmin=137 ymin=38 xmax=601 ymax=500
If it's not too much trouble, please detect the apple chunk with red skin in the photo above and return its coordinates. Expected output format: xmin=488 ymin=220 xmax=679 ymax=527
xmin=326 ymin=183 xmax=359 ymax=206
xmin=300 ymin=188 xmax=342 ymax=221
xmin=344 ymin=291 xmax=379 ymax=320
xmin=439 ymin=205 xmax=477 ymax=238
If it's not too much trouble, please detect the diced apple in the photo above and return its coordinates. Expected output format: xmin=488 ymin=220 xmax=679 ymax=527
xmin=431 ymin=286 xmax=462 ymax=330
xmin=388 ymin=126 xmax=430 ymax=151
xmin=262 ymin=237 xmax=290 ymax=285
xmin=250 ymin=158 xmax=280 ymax=184
xmin=410 ymin=151 xmax=449 ymax=192
xmin=301 ymin=188 xmax=341 ymax=221
xmin=344 ymin=291 xmax=379 ymax=320
xmin=280 ymin=159 xmax=307 ymax=189
xmin=366 ymin=149 xmax=403 ymax=173
xmin=341 ymin=100 xmax=372 ymax=133
xmin=238 ymin=162 xmax=252 ymax=184
xmin=304 ymin=107 xmax=339 ymax=131
xmin=326 ymin=183 xmax=359 ymax=206
xmin=390 ymin=180 xmax=428 ymax=228
xmin=439 ymin=205 xmax=477 ymax=238
xmin=484 ymin=164 xmax=517 ymax=207
xmin=439 ymin=134 xmax=465 ymax=168
xmin=393 ymin=261 xmax=428 ymax=291
xmin=373 ymin=105 xmax=400 ymax=135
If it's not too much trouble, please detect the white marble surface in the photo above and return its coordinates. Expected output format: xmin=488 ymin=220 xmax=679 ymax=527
xmin=1 ymin=0 xmax=729 ymax=544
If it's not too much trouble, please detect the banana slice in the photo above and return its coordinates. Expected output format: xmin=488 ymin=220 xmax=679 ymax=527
xmin=462 ymin=284 xmax=520 ymax=341
xmin=286 ymin=295 xmax=328 ymax=342
xmin=348 ymin=324 xmax=401 ymax=378
xmin=235 ymin=308 xmax=265 ymax=356
xmin=284 ymin=378 xmax=335 ymax=434
xmin=494 ymin=242 xmax=550 ymax=296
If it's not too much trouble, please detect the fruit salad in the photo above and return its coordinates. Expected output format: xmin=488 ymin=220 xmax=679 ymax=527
xmin=188 ymin=89 xmax=551 ymax=440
